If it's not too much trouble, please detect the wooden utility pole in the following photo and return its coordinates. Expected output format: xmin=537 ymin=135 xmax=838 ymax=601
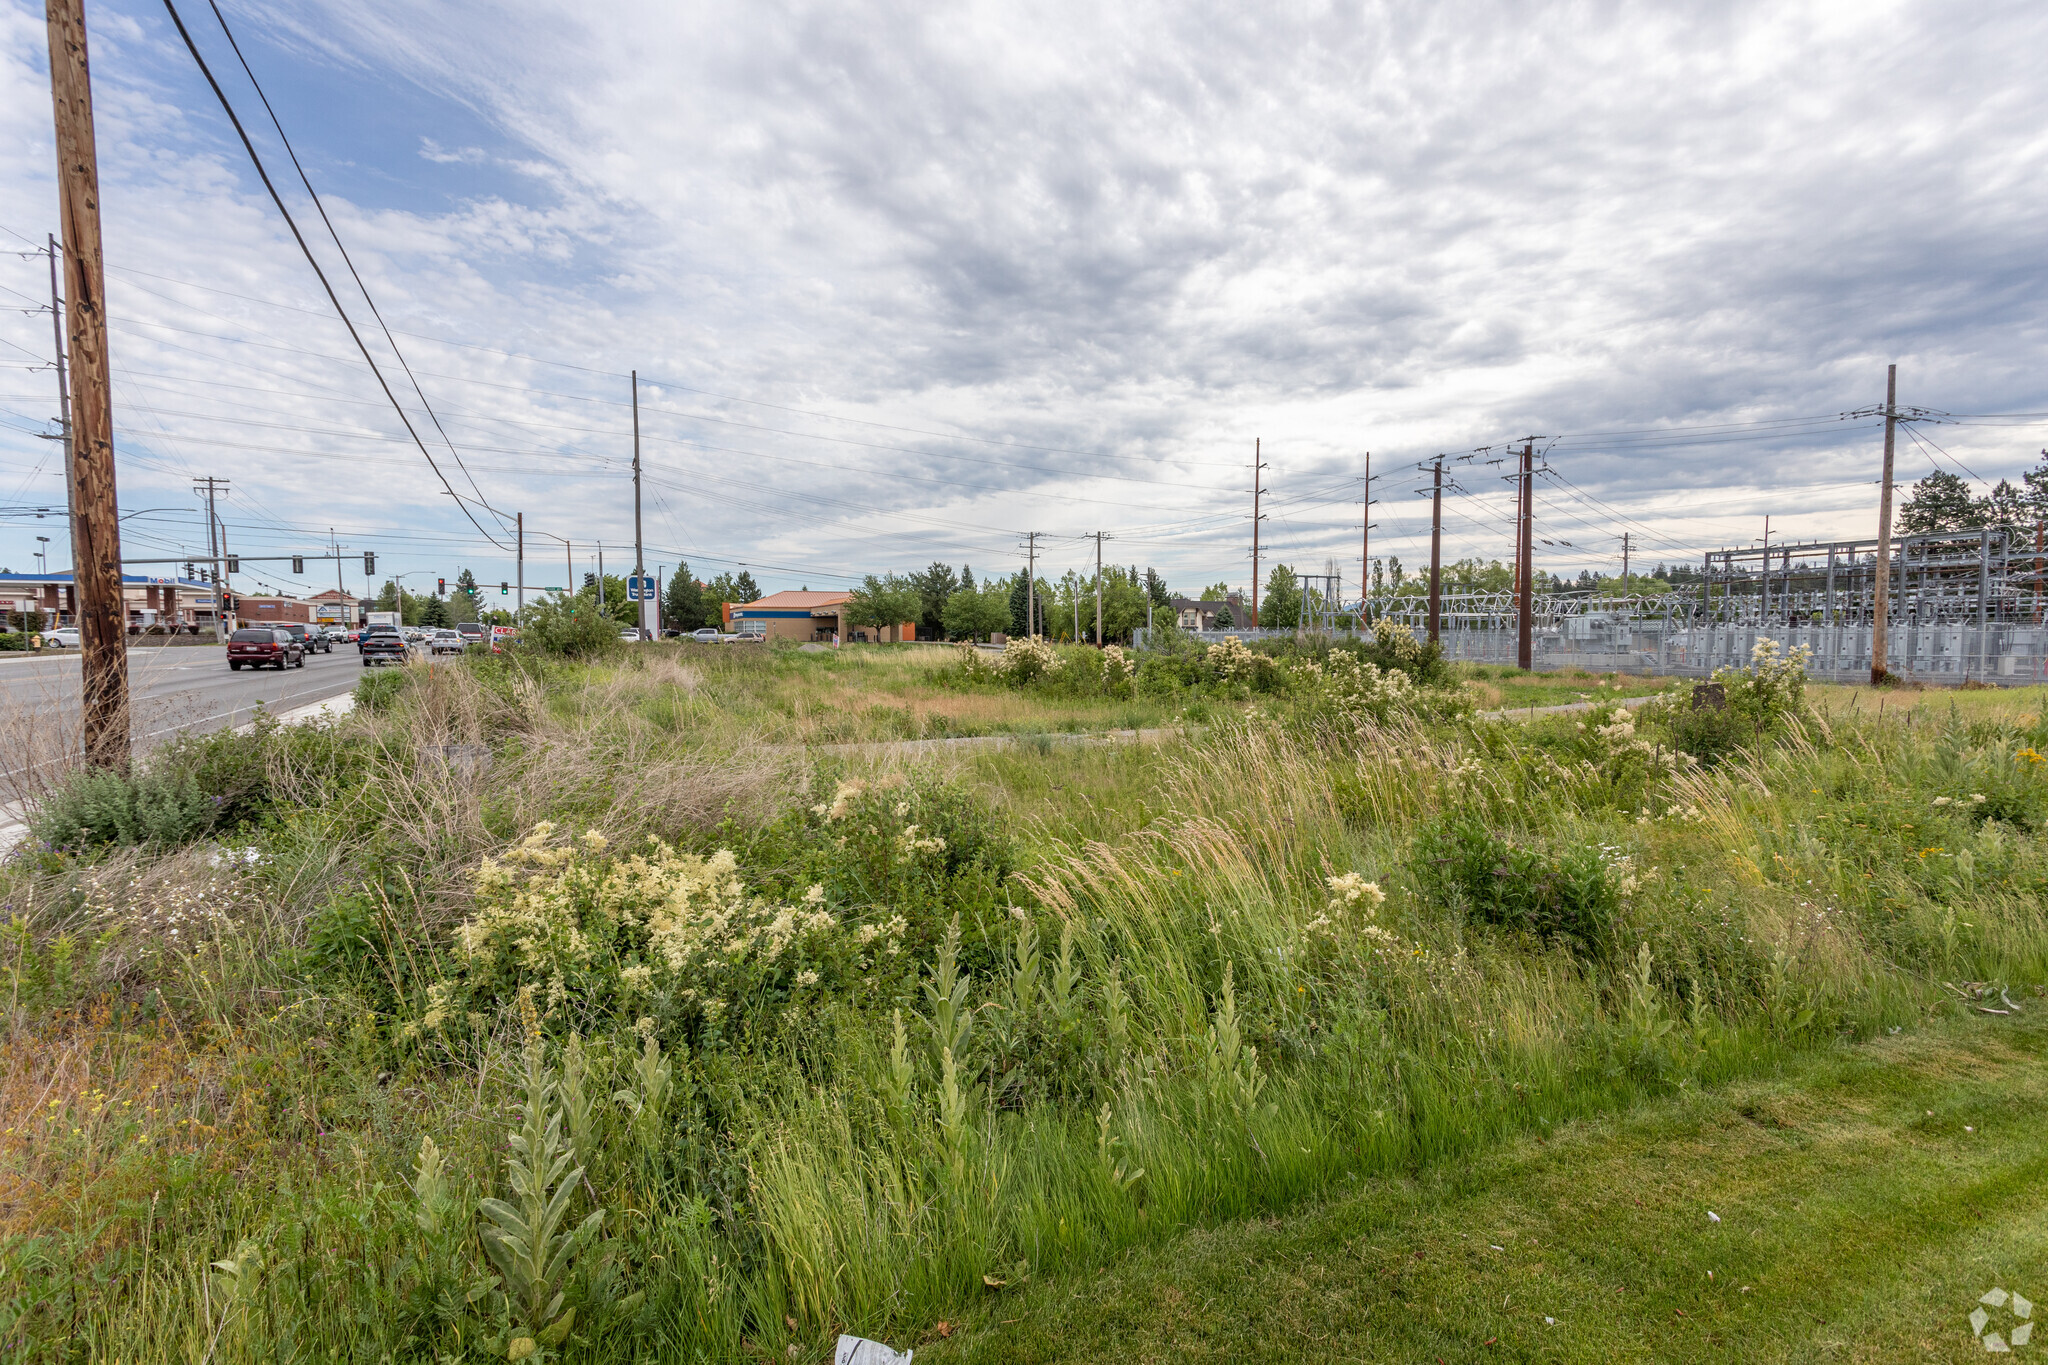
xmin=1871 ymin=363 xmax=1898 ymax=684
xmin=1517 ymin=441 xmax=1533 ymax=670
xmin=1359 ymin=452 xmax=1372 ymax=628
xmin=1092 ymin=531 xmax=1107 ymax=645
xmin=1621 ymin=531 xmax=1631 ymax=593
xmin=46 ymin=0 xmax=127 ymax=766
xmin=1024 ymin=531 xmax=1041 ymax=639
xmin=1427 ymin=456 xmax=1444 ymax=644
xmin=1250 ymin=439 xmax=1267 ymax=624
xmin=631 ymin=371 xmax=645 ymax=638
xmin=516 ymin=512 xmax=524 ymax=614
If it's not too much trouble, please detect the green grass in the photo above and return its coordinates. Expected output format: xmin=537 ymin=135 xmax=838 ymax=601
xmin=0 ymin=645 xmax=2042 ymax=1363
xmin=925 ymin=1012 xmax=2048 ymax=1363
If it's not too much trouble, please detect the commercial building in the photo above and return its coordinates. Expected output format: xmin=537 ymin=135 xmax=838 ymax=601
xmin=306 ymin=590 xmax=363 ymax=626
xmin=0 ymin=571 xmax=217 ymax=632
xmin=727 ymin=590 xmax=919 ymax=643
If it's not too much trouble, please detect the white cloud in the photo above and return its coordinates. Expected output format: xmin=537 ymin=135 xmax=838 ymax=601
xmin=2 ymin=0 xmax=2045 ymax=596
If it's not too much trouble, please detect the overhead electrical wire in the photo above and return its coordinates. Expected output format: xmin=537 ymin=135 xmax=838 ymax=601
xmin=201 ymin=0 xmax=504 ymax=530
xmin=155 ymin=0 xmax=513 ymax=550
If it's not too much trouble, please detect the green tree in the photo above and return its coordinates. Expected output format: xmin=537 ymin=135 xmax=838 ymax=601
xmin=733 ymin=570 xmax=763 ymax=603
xmin=517 ymin=594 xmax=620 ymax=657
xmin=942 ymin=583 xmax=1011 ymax=641
xmin=1007 ymin=571 xmax=1031 ymax=638
xmin=1144 ymin=567 xmax=1170 ymax=608
xmin=844 ymin=574 xmax=921 ymax=640
xmin=662 ymin=563 xmax=709 ymax=632
xmin=1258 ymin=564 xmax=1301 ymax=629
xmin=908 ymin=562 xmax=961 ymax=637
xmin=419 ymin=594 xmax=451 ymax=628
xmin=1199 ymin=582 xmax=1231 ymax=603
xmin=1098 ymin=566 xmax=1150 ymax=642
xmin=1982 ymin=479 xmax=2027 ymax=531
xmin=2024 ymin=449 xmax=2048 ymax=522
xmin=1900 ymin=470 xmax=1978 ymax=534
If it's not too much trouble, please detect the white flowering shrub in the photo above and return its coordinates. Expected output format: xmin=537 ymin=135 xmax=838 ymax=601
xmin=961 ymin=636 xmax=1065 ymax=685
xmin=1101 ymin=645 xmax=1136 ymax=698
xmin=1713 ymin=636 xmax=1811 ymax=733
xmin=409 ymin=823 xmax=849 ymax=1047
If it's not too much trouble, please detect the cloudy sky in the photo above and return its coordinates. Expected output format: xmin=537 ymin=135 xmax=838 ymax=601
xmin=3 ymin=0 xmax=2046 ymax=602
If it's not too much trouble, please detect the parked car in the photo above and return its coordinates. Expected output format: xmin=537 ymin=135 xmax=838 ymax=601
xmin=40 ymin=627 xmax=81 ymax=648
xmin=618 ymin=628 xmax=644 ymax=642
xmin=455 ymin=622 xmax=487 ymax=645
xmin=279 ymin=623 xmax=332 ymax=654
xmin=689 ymin=627 xmax=721 ymax=643
xmin=429 ymin=629 xmax=466 ymax=656
xmin=358 ymin=624 xmax=409 ymax=667
xmin=227 ymin=626 xmax=304 ymax=670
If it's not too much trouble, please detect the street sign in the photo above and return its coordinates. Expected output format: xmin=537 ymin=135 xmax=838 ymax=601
xmin=628 ymin=575 xmax=654 ymax=601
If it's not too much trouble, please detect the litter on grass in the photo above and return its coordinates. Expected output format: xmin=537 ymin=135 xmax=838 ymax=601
xmin=835 ymin=1336 xmax=912 ymax=1365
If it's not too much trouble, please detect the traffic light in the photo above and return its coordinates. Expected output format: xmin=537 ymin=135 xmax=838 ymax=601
xmin=364 ymin=552 xmax=376 ymax=575
xmin=225 ymin=554 xmax=239 ymax=574
xmin=437 ymin=577 xmax=446 ymax=595
xmin=291 ymin=555 xmax=304 ymax=574
xmin=183 ymin=561 xmax=195 ymax=579
xmin=500 ymin=581 xmax=509 ymax=595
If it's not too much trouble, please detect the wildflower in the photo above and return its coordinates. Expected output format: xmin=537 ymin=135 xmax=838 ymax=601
xmin=580 ymin=829 xmax=608 ymax=853
xmin=795 ymin=969 xmax=820 ymax=988
xmin=1970 ymin=793 xmax=1987 ymax=804
xmin=1933 ymin=796 xmax=1953 ymax=807
xmin=1324 ymin=872 xmax=1387 ymax=915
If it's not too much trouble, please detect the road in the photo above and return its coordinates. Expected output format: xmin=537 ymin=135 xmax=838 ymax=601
xmin=0 ymin=644 xmax=369 ymax=780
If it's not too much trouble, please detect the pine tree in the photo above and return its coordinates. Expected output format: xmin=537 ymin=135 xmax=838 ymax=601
xmin=1899 ymin=470 xmax=1977 ymax=534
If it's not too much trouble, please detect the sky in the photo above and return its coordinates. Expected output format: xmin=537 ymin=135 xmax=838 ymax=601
xmin=3 ymin=0 xmax=2047 ymax=604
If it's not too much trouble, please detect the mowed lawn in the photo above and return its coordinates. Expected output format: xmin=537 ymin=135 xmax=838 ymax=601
xmin=925 ymin=1014 xmax=2048 ymax=1364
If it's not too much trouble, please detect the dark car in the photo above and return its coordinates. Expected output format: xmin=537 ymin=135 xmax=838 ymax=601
xmin=227 ymin=627 xmax=304 ymax=670
xmin=279 ymin=623 xmax=332 ymax=654
xmin=358 ymin=624 xmax=409 ymax=667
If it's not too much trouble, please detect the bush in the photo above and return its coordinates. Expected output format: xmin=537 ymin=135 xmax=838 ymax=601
xmin=0 ymin=632 xmax=27 ymax=651
xmin=26 ymin=723 xmax=280 ymax=851
xmin=1354 ymin=620 xmax=1447 ymax=683
xmin=1668 ymin=699 xmax=1749 ymax=766
xmin=353 ymin=666 xmax=412 ymax=713
xmin=29 ymin=763 xmax=218 ymax=850
xmin=1412 ymin=815 xmax=1624 ymax=958
xmin=515 ymin=596 xmax=622 ymax=658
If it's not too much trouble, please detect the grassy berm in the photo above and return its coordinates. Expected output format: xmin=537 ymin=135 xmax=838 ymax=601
xmin=0 ymin=635 xmax=2042 ymax=1363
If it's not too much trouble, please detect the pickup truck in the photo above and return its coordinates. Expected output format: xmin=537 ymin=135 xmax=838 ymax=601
xmin=358 ymin=624 xmax=410 ymax=667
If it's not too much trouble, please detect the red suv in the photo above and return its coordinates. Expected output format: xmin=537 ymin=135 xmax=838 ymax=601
xmin=227 ymin=627 xmax=305 ymax=670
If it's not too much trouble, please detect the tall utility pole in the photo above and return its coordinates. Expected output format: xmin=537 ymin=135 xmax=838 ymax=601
xmin=564 ymin=538 xmax=572 ymax=599
xmin=1427 ymin=456 xmax=1444 ymax=644
xmin=516 ymin=512 xmax=524 ymax=614
xmin=1872 ymin=363 xmax=1898 ymax=684
xmin=46 ymin=236 xmax=70 ymax=472
xmin=1359 ymin=451 xmax=1372 ymax=626
xmin=596 ymin=544 xmax=605 ymax=607
xmin=1621 ymin=531 xmax=1631 ymax=593
xmin=330 ymin=526 xmax=345 ymax=606
xmin=47 ymin=0 xmax=126 ymax=766
xmin=1250 ymin=439 xmax=1267 ymax=625
xmin=195 ymin=477 xmax=228 ymax=642
xmin=1024 ymin=531 xmax=1041 ymax=639
xmin=1517 ymin=441 xmax=1534 ymax=670
xmin=631 ymin=370 xmax=646 ymax=638
xmin=1092 ymin=531 xmax=1108 ymax=645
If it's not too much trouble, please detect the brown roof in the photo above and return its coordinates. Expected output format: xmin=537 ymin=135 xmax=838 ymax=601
xmin=739 ymin=590 xmax=853 ymax=610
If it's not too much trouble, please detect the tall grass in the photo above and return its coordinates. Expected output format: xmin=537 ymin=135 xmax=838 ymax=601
xmin=0 ymin=652 xmax=2042 ymax=1361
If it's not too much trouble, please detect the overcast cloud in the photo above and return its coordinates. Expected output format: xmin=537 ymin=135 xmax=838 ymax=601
xmin=2 ymin=0 xmax=2045 ymax=597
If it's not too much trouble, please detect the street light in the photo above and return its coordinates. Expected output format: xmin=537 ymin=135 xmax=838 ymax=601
xmin=35 ymin=535 xmax=50 ymax=575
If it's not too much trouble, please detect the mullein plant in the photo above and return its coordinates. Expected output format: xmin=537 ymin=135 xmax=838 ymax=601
xmin=478 ymin=1002 xmax=609 ymax=1361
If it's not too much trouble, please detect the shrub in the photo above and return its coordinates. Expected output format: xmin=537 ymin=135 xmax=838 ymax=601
xmin=1412 ymin=815 xmax=1625 ymax=958
xmin=353 ymin=666 xmax=412 ymax=712
xmin=0 ymin=632 xmax=27 ymax=651
xmin=1713 ymin=636 xmax=1810 ymax=736
xmin=26 ymin=724 xmax=276 ymax=850
xmin=515 ymin=596 xmax=622 ymax=658
xmin=1668 ymin=699 xmax=1749 ymax=765
xmin=1356 ymin=621 xmax=1447 ymax=683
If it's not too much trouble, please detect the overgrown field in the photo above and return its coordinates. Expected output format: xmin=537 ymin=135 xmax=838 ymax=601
xmin=1 ymin=634 xmax=2043 ymax=1362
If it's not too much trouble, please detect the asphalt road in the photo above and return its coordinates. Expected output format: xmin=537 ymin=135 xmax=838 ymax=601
xmin=0 ymin=643 xmax=371 ymax=776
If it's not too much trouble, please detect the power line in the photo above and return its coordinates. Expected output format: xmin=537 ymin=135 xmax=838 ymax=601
xmin=155 ymin=0 xmax=512 ymax=550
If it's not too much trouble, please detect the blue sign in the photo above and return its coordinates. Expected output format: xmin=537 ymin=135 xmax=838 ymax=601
xmin=628 ymin=575 xmax=654 ymax=602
